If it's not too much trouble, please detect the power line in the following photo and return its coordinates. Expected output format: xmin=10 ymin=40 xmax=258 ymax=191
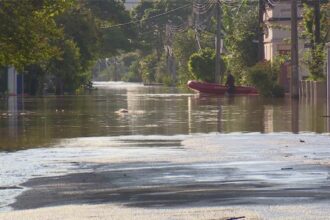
xmin=102 ymin=3 xmax=191 ymax=29
xmin=106 ymin=0 xmax=260 ymax=30
xmin=124 ymin=0 xmax=259 ymax=4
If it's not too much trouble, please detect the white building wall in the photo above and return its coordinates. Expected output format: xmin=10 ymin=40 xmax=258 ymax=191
xmin=263 ymin=0 xmax=308 ymax=78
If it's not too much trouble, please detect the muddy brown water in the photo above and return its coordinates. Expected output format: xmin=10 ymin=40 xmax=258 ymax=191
xmin=0 ymin=81 xmax=329 ymax=151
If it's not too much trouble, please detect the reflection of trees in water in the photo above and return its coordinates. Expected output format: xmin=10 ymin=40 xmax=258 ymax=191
xmin=1 ymin=87 xmax=329 ymax=151
xmin=187 ymin=95 xmax=328 ymax=134
xmin=222 ymin=96 xmax=264 ymax=133
xmin=127 ymin=87 xmax=190 ymax=135
xmin=0 ymin=92 xmax=129 ymax=151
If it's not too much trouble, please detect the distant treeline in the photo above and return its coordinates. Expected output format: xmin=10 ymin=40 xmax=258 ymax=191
xmin=0 ymin=0 xmax=135 ymax=95
xmin=1 ymin=0 xmax=329 ymax=96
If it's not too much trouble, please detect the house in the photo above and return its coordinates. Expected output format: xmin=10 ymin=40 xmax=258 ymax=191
xmin=263 ymin=0 xmax=308 ymax=83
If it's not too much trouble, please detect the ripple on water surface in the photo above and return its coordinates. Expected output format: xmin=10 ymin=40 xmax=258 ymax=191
xmin=1 ymin=133 xmax=330 ymax=211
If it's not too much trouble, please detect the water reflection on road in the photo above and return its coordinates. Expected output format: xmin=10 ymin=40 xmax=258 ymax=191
xmin=1 ymin=82 xmax=330 ymax=212
xmin=0 ymin=81 xmax=329 ymax=151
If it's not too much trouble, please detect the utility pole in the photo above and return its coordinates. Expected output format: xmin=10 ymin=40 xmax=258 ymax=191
xmin=258 ymin=0 xmax=265 ymax=61
xmin=327 ymin=43 xmax=330 ymax=120
xmin=215 ymin=0 xmax=221 ymax=83
xmin=291 ymin=0 xmax=299 ymax=98
xmin=114 ymin=58 xmax=118 ymax=81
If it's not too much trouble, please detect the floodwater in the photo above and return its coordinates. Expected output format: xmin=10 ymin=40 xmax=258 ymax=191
xmin=1 ymin=81 xmax=330 ymax=214
xmin=0 ymin=81 xmax=329 ymax=151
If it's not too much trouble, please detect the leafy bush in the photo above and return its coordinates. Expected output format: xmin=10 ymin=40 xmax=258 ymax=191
xmin=123 ymin=60 xmax=142 ymax=82
xmin=304 ymin=45 xmax=326 ymax=81
xmin=140 ymin=54 xmax=157 ymax=83
xmin=302 ymin=3 xmax=328 ymax=81
xmin=188 ymin=48 xmax=215 ymax=82
xmin=222 ymin=2 xmax=258 ymax=84
xmin=121 ymin=52 xmax=139 ymax=67
xmin=155 ymin=55 xmax=169 ymax=83
xmin=49 ymin=39 xmax=85 ymax=94
xmin=161 ymin=75 xmax=175 ymax=86
xmin=271 ymin=84 xmax=285 ymax=97
xmin=247 ymin=61 xmax=284 ymax=97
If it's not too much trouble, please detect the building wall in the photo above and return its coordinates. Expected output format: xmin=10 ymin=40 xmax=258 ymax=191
xmin=263 ymin=0 xmax=308 ymax=78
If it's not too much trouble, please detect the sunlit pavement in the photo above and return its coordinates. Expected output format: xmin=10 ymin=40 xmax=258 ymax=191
xmin=1 ymin=133 xmax=329 ymax=215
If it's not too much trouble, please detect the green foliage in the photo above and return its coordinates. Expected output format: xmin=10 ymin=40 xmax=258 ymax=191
xmin=222 ymin=2 xmax=259 ymax=83
xmin=304 ymin=44 xmax=326 ymax=81
xmin=302 ymin=2 xmax=329 ymax=80
xmin=86 ymin=0 xmax=136 ymax=56
xmin=126 ymin=60 xmax=142 ymax=82
xmin=155 ymin=54 xmax=176 ymax=85
xmin=302 ymin=2 xmax=329 ymax=43
xmin=140 ymin=54 xmax=158 ymax=83
xmin=188 ymin=48 xmax=216 ymax=83
xmin=121 ymin=53 xmax=139 ymax=67
xmin=139 ymin=54 xmax=172 ymax=85
xmin=24 ymin=64 xmax=47 ymax=95
xmin=49 ymin=39 xmax=85 ymax=94
xmin=131 ymin=0 xmax=191 ymax=56
xmin=172 ymin=29 xmax=214 ymax=85
xmin=173 ymin=30 xmax=198 ymax=66
xmin=0 ymin=0 xmax=73 ymax=70
xmin=94 ymin=52 xmax=141 ymax=82
xmin=247 ymin=62 xmax=284 ymax=97
xmin=0 ymin=0 xmax=136 ymax=95
xmin=56 ymin=5 xmax=99 ymax=72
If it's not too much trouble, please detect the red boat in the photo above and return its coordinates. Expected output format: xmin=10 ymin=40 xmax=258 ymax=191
xmin=187 ymin=80 xmax=258 ymax=95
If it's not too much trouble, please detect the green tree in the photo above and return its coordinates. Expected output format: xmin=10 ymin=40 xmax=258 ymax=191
xmin=173 ymin=29 xmax=215 ymax=85
xmin=247 ymin=60 xmax=285 ymax=97
xmin=86 ymin=0 xmax=137 ymax=56
xmin=140 ymin=53 xmax=158 ymax=83
xmin=0 ymin=0 xmax=72 ymax=70
xmin=124 ymin=60 xmax=142 ymax=82
xmin=302 ymin=1 xmax=329 ymax=80
xmin=222 ymin=1 xmax=259 ymax=83
xmin=132 ymin=0 xmax=191 ymax=57
xmin=173 ymin=29 xmax=198 ymax=85
xmin=188 ymin=48 xmax=216 ymax=83
xmin=56 ymin=5 xmax=100 ymax=72
xmin=49 ymin=40 xmax=84 ymax=95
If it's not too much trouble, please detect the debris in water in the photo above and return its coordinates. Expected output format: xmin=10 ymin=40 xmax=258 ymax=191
xmin=226 ymin=216 xmax=245 ymax=220
xmin=115 ymin=109 xmax=129 ymax=114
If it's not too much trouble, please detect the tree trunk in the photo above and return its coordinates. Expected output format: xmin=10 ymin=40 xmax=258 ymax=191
xmin=291 ymin=0 xmax=299 ymax=98
xmin=55 ymin=77 xmax=64 ymax=95
xmin=314 ymin=0 xmax=321 ymax=44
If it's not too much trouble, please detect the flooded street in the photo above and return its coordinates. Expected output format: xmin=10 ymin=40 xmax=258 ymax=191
xmin=1 ymin=82 xmax=330 ymax=219
xmin=0 ymin=81 xmax=329 ymax=151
